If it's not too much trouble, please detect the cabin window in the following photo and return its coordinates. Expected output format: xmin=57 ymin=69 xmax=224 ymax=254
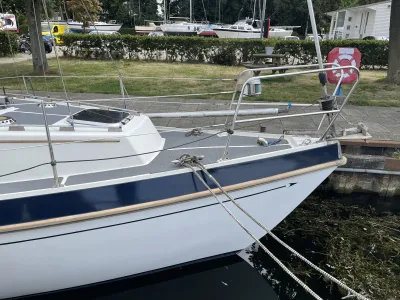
xmin=238 ymin=26 xmax=244 ymax=30
xmin=231 ymin=26 xmax=237 ymax=29
xmin=72 ymin=109 xmax=130 ymax=124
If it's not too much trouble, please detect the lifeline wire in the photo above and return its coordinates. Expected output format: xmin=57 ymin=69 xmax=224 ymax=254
xmin=0 ymin=115 xmax=289 ymax=177
xmin=40 ymin=0 xmax=75 ymax=126
xmin=79 ymin=0 xmax=131 ymax=108
xmin=0 ymin=129 xmax=226 ymax=178
xmin=31 ymin=0 xmax=51 ymax=96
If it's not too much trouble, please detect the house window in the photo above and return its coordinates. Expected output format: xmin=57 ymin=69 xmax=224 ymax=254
xmin=364 ymin=12 xmax=370 ymax=33
xmin=337 ymin=11 xmax=346 ymax=27
xmin=348 ymin=17 xmax=352 ymax=22
xmin=345 ymin=34 xmax=350 ymax=38
xmin=347 ymin=25 xmax=351 ymax=30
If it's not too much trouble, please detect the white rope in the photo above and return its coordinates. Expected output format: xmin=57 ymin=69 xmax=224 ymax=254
xmin=191 ymin=160 xmax=369 ymax=300
xmin=177 ymin=154 xmax=324 ymax=300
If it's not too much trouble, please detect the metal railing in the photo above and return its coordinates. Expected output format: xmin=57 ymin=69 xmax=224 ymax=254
xmin=220 ymin=65 xmax=360 ymax=160
xmin=0 ymin=65 xmax=359 ymax=186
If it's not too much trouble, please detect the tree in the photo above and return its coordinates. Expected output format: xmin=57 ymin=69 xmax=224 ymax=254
xmin=66 ymin=0 xmax=102 ymax=31
xmin=25 ymin=0 xmax=48 ymax=73
xmin=387 ymin=0 xmax=400 ymax=84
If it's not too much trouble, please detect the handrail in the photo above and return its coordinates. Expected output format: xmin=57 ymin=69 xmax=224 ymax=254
xmin=228 ymin=62 xmax=344 ymax=111
xmin=0 ymin=74 xmax=235 ymax=82
xmin=221 ymin=65 xmax=360 ymax=160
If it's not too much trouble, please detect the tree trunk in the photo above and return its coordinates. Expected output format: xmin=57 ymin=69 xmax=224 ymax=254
xmin=25 ymin=0 xmax=48 ymax=74
xmin=387 ymin=0 xmax=400 ymax=84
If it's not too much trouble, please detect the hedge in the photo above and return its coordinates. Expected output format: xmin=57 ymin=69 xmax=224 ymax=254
xmin=0 ymin=31 xmax=19 ymax=57
xmin=60 ymin=34 xmax=389 ymax=69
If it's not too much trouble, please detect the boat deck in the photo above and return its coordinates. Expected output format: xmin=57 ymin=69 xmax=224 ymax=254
xmin=2 ymin=99 xmax=83 ymax=126
xmin=0 ymin=129 xmax=292 ymax=195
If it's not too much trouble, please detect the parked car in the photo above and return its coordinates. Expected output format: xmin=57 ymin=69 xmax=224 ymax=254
xmin=19 ymin=34 xmax=52 ymax=54
xmin=41 ymin=23 xmax=68 ymax=45
xmin=284 ymin=36 xmax=300 ymax=40
xmin=88 ymin=30 xmax=120 ymax=35
xmin=305 ymin=34 xmax=322 ymax=41
xmin=363 ymin=36 xmax=389 ymax=41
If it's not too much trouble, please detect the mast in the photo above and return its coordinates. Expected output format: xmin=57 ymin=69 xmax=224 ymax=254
xmin=260 ymin=0 xmax=266 ymax=38
xmin=190 ymin=0 xmax=193 ymax=23
xmin=164 ymin=0 xmax=167 ymax=23
xmin=252 ymin=0 xmax=257 ymax=21
xmin=218 ymin=0 xmax=221 ymax=23
xmin=306 ymin=0 xmax=328 ymax=96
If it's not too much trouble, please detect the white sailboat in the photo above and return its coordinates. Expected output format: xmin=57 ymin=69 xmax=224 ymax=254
xmin=0 ymin=0 xmax=367 ymax=297
xmin=67 ymin=20 xmax=122 ymax=32
xmin=214 ymin=19 xmax=298 ymax=39
xmin=160 ymin=17 xmax=201 ymax=36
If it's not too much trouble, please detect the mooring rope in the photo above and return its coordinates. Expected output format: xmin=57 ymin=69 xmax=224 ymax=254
xmin=177 ymin=154 xmax=369 ymax=300
xmin=176 ymin=154 xmax=324 ymax=300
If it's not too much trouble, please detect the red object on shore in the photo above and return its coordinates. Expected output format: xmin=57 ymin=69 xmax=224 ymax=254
xmin=327 ymin=47 xmax=361 ymax=84
xmin=263 ymin=19 xmax=270 ymax=39
xmin=199 ymin=30 xmax=218 ymax=38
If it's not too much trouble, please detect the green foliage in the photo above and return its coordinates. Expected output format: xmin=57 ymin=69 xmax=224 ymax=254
xmin=60 ymin=34 xmax=389 ymax=68
xmin=66 ymin=0 xmax=102 ymax=27
xmin=0 ymin=31 xmax=18 ymax=57
xmin=19 ymin=24 xmax=29 ymax=34
xmin=118 ymin=28 xmax=136 ymax=35
xmin=274 ymin=39 xmax=389 ymax=69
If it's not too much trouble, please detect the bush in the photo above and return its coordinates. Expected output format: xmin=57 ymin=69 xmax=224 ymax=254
xmin=19 ymin=24 xmax=29 ymax=35
xmin=0 ymin=31 xmax=18 ymax=57
xmin=118 ymin=28 xmax=136 ymax=35
xmin=274 ymin=39 xmax=389 ymax=69
xmin=60 ymin=34 xmax=389 ymax=69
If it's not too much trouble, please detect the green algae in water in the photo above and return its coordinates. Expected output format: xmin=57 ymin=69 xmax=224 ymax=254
xmin=246 ymin=195 xmax=400 ymax=300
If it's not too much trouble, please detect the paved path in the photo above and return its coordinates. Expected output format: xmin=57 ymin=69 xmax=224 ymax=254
xmin=0 ymin=52 xmax=57 ymax=65
xmin=8 ymin=91 xmax=400 ymax=141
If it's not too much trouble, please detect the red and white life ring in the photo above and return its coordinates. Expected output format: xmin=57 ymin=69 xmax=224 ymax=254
xmin=327 ymin=47 xmax=361 ymax=84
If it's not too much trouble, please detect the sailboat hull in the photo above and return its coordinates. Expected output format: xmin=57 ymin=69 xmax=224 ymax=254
xmin=214 ymin=28 xmax=293 ymax=39
xmin=0 ymin=160 xmax=339 ymax=298
xmin=214 ymin=28 xmax=261 ymax=39
xmin=67 ymin=23 xmax=122 ymax=32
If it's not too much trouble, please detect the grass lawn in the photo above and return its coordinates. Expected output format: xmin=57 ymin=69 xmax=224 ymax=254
xmin=1 ymin=58 xmax=399 ymax=107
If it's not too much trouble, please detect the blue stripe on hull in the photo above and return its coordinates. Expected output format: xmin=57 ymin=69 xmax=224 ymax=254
xmin=0 ymin=144 xmax=339 ymax=226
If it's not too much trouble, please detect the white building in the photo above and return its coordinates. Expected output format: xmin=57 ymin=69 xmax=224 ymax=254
xmin=327 ymin=0 xmax=391 ymax=40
